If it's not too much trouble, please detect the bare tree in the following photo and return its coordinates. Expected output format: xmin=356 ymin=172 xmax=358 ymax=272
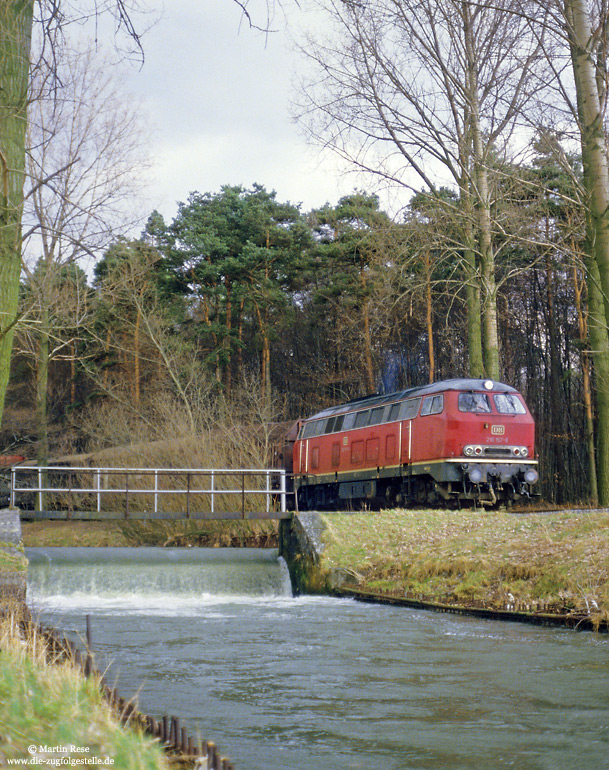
xmin=90 ymin=239 xmax=217 ymax=437
xmin=18 ymin=40 xmax=150 ymax=462
xmin=295 ymin=0 xmax=546 ymax=379
xmin=0 ymin=0 xmax=155 ymax=430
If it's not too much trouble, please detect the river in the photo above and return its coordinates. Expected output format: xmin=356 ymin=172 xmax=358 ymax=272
xmin=26 ymin=547 xmax=609 ymax=770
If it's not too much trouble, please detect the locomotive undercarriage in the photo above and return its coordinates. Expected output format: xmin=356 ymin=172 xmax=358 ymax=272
xmin=294 ymin=460 xmax=538 ymax=511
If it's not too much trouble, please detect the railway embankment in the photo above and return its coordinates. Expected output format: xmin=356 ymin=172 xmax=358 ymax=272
xmin=280 ymin=508 xmax=609 ymax=631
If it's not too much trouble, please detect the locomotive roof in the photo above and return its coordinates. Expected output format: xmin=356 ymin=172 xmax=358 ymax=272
xmin=303 ymin=378 xmax=519 ymax=422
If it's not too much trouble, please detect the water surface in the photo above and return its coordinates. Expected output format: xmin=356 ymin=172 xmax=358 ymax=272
xmin=27 ymin=547 xmax=609 ymax=770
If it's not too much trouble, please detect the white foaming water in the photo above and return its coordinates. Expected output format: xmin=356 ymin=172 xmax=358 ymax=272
xmin=26 ymin=547 xmax=294 ymax=616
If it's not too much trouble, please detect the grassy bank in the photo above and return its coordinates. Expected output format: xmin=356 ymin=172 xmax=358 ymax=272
xmin=319 ymin=509 xmax=609 ymax=626
xmin=0 ymin=612 xmax=168 ymax=769
xmin=0 ymin=544 xmax=27 ymax=574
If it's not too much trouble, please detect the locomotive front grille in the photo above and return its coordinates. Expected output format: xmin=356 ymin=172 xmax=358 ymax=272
xmin=464 ymin=444 xmax=529 ymax=458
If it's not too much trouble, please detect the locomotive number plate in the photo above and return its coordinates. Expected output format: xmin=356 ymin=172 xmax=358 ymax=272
xmin=491 ymin=425 xmax=505 ymax=435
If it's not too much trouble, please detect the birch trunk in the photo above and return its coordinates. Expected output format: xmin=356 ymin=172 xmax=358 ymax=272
xmin=585 ymin=254 xmax=609 ymax=504
xmin=463 ymin=3 xmax=500 ymax=380
xmin=565 ymin=0 xmax=609 ymax=503
xmin=571 ymin=258 xmax=598 ymax=504
xmin=423 ymin=248 xmax=435 ymax=383
xmin=460 ymin=180 xmax=484 ymax=378
xmin=567 ymin=0 xmax=609 ymax=322
xmin=0 ymin=1 xmax=34 ymax=422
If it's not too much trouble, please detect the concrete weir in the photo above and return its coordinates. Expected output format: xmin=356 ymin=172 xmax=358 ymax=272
xmin=0 ymin=508 xmax=26 ymax=602
xmin=279 ymin=512 xmax=328 ymax=594
xmin=279 ymin=512 xmax=350 ymax=595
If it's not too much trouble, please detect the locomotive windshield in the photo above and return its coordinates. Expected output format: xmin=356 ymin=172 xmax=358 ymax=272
xmin=458 ymin=393 xmax=491 ymax=412
xmin=494 ymin=393 xmax=526 ymax=414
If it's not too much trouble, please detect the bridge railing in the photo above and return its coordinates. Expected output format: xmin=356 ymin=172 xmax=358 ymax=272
xmin=10 ymin=466 xmax=289 ymax=519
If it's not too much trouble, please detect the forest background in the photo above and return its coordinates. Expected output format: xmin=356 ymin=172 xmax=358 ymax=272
xmin=3 ymin=0 xmax=609 ymax=507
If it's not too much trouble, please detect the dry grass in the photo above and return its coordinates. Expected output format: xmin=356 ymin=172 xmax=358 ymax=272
xmin=319 ymin=509 xmax=609 ymax=622
xmin=21 ymin=519 xmax=279 ymax=548
xmin=21 ymin=521 xmax=132 ymax=547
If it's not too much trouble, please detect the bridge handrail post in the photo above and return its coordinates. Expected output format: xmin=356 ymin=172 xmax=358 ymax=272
xmin=125 ymin=471 xmax=129 ymax=520
xmin=266 ymin=470 xmax=270 ymax=512
xmin=279 ymin=470 xmax=287 ymax=513
xmin=10 ymin=466 xmax=15 ymax=508
xmin=186 ymin=472 xmax=191 ymax=519
xmin=154 ymin=470 xmax=159 ymax=514
xmin=38 ymin=468 xmax=42 ymax=512
xmin=241 ymin=471 xmax=245 ymax=519
xmin=96 ymin=470 xmax=101 ymax=513
xmin=210 ymin=470 xmax=215 ymax=514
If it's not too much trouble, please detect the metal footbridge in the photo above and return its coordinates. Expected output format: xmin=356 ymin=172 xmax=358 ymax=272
xmin=9 ymin=466 xmax=291 ymax=521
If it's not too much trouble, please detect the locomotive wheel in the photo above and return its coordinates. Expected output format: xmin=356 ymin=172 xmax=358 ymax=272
xmin=384 ymin=484 xmax=396 ymax=508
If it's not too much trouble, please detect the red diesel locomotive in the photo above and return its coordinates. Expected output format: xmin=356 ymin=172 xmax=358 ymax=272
xmin=291 ymin=378 xmax=538 ymax=509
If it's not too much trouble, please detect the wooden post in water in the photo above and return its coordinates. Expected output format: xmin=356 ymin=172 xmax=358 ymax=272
xmin=207 ymin=741 xmax=216 ymax=769
xmin=84 ymin=614 xmax=93 ymax=676
xmin=85 ymin=614 xmax=92 ymax=650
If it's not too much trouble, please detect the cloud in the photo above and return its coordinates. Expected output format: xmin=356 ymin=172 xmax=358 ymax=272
xmin=145 ymin=126 xmax=348 ymax=219
xmin=123 ymin=0 xmax=354 ymax=223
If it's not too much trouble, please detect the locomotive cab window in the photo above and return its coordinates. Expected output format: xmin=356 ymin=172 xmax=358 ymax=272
xmin=400 ymin=397 xmax=422 ymax=420
xmin=458 ymin=393 xmax=491 ymax=413
xmin=387 ymin=403 xmax=401 ymax=422
xmin=494 ymin=393 xmax=526 ymax=414
xmin=300 ymin=421 xmax=316 ymax=439
xmin=313 ymin=420 xmax=325 ymax=436
xmin=369 ymin=406 xmax=385 ymax=426
xmin=354 ymin=410 xmax=370 ymax=428
xmin=332 ymin=414 xmax=345 ymax=432
xmin=301 ymin=419 xmax=325 ymax=439
xmin=421 ymin=394 xmax=444 ymax=416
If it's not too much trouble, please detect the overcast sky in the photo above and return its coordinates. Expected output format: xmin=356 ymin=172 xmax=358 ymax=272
xmin=123 ymin=0 xmax=355 ymax=225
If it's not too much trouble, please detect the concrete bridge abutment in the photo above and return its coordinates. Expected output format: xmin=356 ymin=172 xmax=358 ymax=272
xmin=0 ymin=508 xmax=27 ymax=604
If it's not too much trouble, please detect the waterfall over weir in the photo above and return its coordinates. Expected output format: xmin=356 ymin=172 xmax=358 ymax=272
xmin=26 ymin=547 xmax=293 ymax=615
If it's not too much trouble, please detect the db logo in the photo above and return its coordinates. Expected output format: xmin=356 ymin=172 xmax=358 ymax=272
xmin=491 ymin=425 xmax=505 ymax=435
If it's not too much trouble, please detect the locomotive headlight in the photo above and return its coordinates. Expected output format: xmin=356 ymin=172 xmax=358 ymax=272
xmin=468 ymin=467 xmax=483 ymax=484
xmin=524 ymin=469 xmax=538 ymax=484
xmin=464 ymin=445 xmax=474 ymax=456
xmin=521 ymin=447 xmax=529 ymax=457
